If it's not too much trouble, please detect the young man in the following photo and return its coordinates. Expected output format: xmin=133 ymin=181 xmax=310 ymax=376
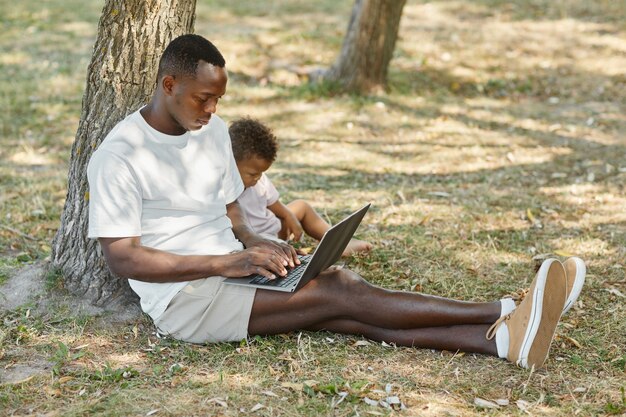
xmin=87 ymin=34 xmax=585 ymax=369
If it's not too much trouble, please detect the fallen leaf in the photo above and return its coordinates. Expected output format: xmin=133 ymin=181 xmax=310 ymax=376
xmin=170 ymin=376 xmax=184 ymax=387
xmin=363 ymin=397 xmax=378 ymax=407
xmin=281 ymin=382 xmax=303 ymax=391
xmin=353 ymin=340 xmax=371 ymax=347
xmin=250 ymin=403 xmax=264 ymax=412
xmin=606 ymin=288 xmax=625 ymax=298
xmin=427 ymin=191 xmax=451 ymax=198
xmin=72 ymin=344 xmax=90 ymax=350
xmin=526 ymin=208 xmax=541 ymax=228
xmin=44 ymin=386 xmax=62 ymax=397
xmin=418 ymin=215 xmax=430 ymax=226
xmin=564 ymin=336 xmax=582 ymax=348
xmin=516 ymin=399 xmax=530 ymax=411
xmin=58 ymin=376 xmax=74 ymax=384
xmin=474 ymin=397 xmax=499 ymax=409
xmin=496 ymin=399 xmax=509 ymax=406
xmin=208 ymin=397 xmax=228 ymax=408
xmin=146 ymin=410 xmax=159 ymax=416
xmin=261 ymin=390 xmax=278 ymax=397
xmin=386 ymin=396 xmax=401 ymax=405
xmin=554 ymin=250 xmax=575 ymax=257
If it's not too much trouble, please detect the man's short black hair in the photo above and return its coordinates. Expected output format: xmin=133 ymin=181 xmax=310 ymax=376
xmin=229 ymin=118 xmax=278 ymax=163
xmin=157 ymin=34 xmax=225 ymax=80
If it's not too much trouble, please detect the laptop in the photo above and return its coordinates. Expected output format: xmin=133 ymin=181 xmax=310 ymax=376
xmin=224 ymin=203 xmax=371 ymax=292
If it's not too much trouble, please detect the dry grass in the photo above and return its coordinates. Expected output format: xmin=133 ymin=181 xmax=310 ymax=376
xmin=1 ymin=0 xmax=625 ymax=415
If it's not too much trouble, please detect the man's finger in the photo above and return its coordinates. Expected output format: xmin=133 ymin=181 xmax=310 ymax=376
xmin=279 ymin=242 xmax=299 ymax=266
xmin=254 ymin=265 xmax=277 ymax=280
xmin=265 ymin=253 xmax=288 ymax=276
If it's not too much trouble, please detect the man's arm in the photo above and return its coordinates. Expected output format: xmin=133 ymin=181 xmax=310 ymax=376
xmin=227 ymin=200 xmax=299 ymax=269
xmin=99 ymin=236 xmax=293 ymax=282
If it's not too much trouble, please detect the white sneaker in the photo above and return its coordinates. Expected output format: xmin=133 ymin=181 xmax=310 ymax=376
xmin=562 ymin=257 xmax=586 ymax=315
xmin=487 ymin=259 xmax=567 ymax=369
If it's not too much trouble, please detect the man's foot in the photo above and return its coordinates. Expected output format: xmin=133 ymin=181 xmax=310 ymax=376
xmin=504 ymin=257 xmax=586 ymax=316
xmin=341 ymin=239 xmax=373 ymax=257
xmin=487 ymin=259 xmax=566 ymax=369
xmin=562 ymin=257 xmax=586 ymax=315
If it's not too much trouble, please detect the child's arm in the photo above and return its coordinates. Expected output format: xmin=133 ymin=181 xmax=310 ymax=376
xmin=267 ymin=200 xmax=304 ymax=241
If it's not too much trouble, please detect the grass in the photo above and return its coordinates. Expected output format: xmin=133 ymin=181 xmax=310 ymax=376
xmin=1 ymin=0 xmax=625 ymax=415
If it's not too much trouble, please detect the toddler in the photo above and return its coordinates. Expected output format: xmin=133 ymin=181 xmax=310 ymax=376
xmin=229 ymin=117 xmax=372 ymax=256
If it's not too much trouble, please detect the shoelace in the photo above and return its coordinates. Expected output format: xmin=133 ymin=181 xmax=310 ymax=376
xmin=503 ymin=288 xmax=529 ymax=304
xmin=485 ymin=313 xmax=512 ymax=340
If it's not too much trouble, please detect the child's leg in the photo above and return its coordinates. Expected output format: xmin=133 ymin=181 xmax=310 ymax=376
xmin=286 ymin=200 xmax=372 ymax=256
xmin=343 ymin=239 xmax=373 ymax=256
xmin=285 ymin=200 xmax=330 ymax=241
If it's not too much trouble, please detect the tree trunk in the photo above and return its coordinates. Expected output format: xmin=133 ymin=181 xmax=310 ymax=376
xmin=322 ymin=0 xmax=407 ymax=93
xmin=51 ymin=0 xmax=196 ymax=306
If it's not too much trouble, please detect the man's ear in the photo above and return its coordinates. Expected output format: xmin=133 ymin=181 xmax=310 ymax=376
xmin=161 ymin=75 xmax=176 ymax=95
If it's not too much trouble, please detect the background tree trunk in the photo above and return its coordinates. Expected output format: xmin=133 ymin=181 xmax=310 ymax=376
xmin=322 ymin=0 xmax=407 ymax=93
xmin=51 ymin=0 xmax=196 ymax=306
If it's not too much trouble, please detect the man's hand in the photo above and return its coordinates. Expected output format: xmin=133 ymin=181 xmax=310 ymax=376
xmin=243 ymin=234 xmax=300 ymax=271
xmin=217 ymin=245 xmax=298 ymax=279
xmin=227 ymin=200 xmax=299 ymax=273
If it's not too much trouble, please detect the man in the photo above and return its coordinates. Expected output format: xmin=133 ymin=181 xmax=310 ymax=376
xmin=87 ymin=34 xmax=585 ymax=369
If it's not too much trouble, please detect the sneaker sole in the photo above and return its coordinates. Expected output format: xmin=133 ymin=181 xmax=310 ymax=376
xmin=517 ymin=259 xmax=566 ymax=368
xmin=562 ymin=257 xmax=586 ymax=315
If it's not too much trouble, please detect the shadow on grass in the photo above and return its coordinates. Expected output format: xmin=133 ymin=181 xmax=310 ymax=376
xmin=424 ymin=0 xmax=626 ymax=24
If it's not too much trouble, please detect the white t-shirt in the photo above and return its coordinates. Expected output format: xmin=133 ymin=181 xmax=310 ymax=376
xmin=237 ymin=173 xmax=282 ymax=238
xmin=87 ymin=110 xmax=244 ymax=320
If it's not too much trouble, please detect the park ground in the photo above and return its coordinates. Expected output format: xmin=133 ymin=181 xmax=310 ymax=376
xmin=0 ymin=0 xmax=625 ymax=415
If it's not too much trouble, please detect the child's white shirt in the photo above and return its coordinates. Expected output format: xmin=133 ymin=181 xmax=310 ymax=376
xmin=237 ymin=173 xmax=282 ymax=238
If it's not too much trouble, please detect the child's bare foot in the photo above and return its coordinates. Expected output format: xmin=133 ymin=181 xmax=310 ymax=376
xmin=342 ymin=239 xmax=372 ymax=257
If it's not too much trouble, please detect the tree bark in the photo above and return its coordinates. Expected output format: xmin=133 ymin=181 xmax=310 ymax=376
xmin=322 ymin=0 xmax=407 ymax=93
xmin=51 ymin=0 xmax=196 ymax=306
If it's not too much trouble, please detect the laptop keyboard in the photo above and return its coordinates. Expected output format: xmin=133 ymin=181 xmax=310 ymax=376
xmin=249 ymin=255 xmax=312 ymax=288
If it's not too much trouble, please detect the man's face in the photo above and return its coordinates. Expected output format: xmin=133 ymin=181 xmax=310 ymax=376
xmin=236 ymin=156 xmax=272 ymax=188
xmin=165 ymin=61 xmax=227 ymax=133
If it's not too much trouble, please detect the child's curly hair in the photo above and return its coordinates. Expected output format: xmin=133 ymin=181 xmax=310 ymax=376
xmin=229 ymin=117 xmax=278 ymax=163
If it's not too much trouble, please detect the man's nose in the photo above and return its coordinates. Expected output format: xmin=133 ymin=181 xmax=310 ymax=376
xmin=204 ymin=99 xmax=218 ymax=113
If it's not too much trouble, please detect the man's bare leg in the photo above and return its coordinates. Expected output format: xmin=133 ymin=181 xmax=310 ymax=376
xmin=306 ymin=319 xmax=497 ymax=355
xmin=248 ymin=268 xmax=500 ymax=355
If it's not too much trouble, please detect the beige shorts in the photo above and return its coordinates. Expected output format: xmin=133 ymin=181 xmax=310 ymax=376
xmin=154 ymin=277 xmax=257 ymax=344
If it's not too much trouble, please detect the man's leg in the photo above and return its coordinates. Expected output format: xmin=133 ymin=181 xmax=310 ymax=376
xmin=306 ymin=319 xmax=496 ymax=355
xmin=248 ymin=268 xmax=501 ymax=354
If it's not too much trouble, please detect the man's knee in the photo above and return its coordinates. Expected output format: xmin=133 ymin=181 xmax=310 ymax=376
xmin=315 ymin=268 xmax=368 ymax=292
